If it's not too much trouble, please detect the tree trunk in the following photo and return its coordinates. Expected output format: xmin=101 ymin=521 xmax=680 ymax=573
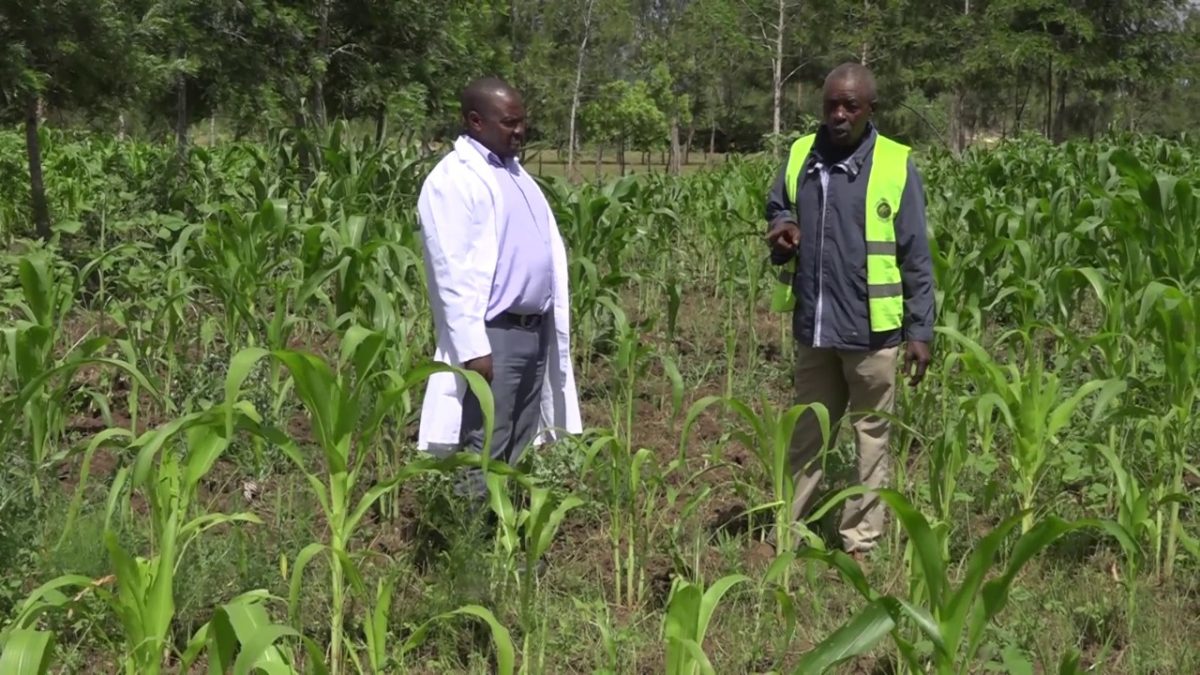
xmin=684 ymin=126 xmax=696 ymax=166
xmin=860 ymin=0 xmax=870 ymax=64
xmin=176 ymin=73 xmax=189 ymax=158
xmin=1014 ymin=76 xmax=1031 ymax=133
xmin=669 ymin=115 xmax=682 ymax=175
xmin=708 ymin=123 xmax=716 ymax=163
xmin=118 ymin=113 xmax=127 ymax=142
xmin=375 ymin=106 xmax=387 ymax=145
xmin=26 ymin=97 xmax=51 ymax=240
xmin=949 ymin=0 xmax=970 ymax=153
xmin=950 ymin=87 xmax=967 ymax=155
xmin=313 ymin=0 xmax=331 ymax=129
xmin=567 ymin=0 xmax=596 ymax=179
xmin=771 ymin=0 xmax=787 ymax=157
xmin=1045 ymin=56 xmax=1053 ymax=139
xmin=1053 ymin=78 xmax=1068 ymax=142
xmin=595 ymin=145 xmax=603 ymax=178
xmin=618 ymin=139 xmax=626 ymax=176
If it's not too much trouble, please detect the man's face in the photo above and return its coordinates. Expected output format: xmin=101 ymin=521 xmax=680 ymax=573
xmin=822 ymin=78 xmax=872 ymax=147
xmin=468 ymin=91 xmax=526 ymax=160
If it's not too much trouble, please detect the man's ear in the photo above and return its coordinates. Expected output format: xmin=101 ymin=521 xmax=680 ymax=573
xmin=465 ymin=110 xmax=482 ymax=131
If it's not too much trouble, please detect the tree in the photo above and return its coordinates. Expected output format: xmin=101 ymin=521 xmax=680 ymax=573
xmin=568 ymin=0 xmax=599 ymax=177
xmin=0 ymin=0 xmax=142 ymax=239
xmin=583 ymin=79 xmax=667 ymax=174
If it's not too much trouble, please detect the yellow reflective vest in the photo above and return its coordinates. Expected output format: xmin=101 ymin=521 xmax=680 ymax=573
xmin=769 ymin=132 xmax=910 ymax=334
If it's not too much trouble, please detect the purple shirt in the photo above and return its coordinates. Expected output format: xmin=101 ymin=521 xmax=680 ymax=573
xmin=466 ymin=137 xmax=554 ymax=319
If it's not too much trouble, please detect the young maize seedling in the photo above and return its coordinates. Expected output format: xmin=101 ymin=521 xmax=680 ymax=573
xmin=795 ymin=488 xmax=1136 ymax=675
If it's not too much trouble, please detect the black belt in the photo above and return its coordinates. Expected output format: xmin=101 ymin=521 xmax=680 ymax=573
xmin=490 ymin=312 xmax=545 ymax=329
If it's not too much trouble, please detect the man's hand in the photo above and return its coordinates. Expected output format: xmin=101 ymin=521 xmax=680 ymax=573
xmin=766 ymin=221 xmax=801 ymax=254
xmin=903 ymin=341 xmax=931 ymax=387
xmin=464 ymin=354 xmax=494 ymax=383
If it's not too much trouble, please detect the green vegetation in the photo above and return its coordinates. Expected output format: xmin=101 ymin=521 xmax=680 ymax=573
xmin=0 ymin=124 xmax=1197 ymax=673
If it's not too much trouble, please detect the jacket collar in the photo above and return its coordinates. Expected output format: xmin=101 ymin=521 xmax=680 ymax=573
xmin=808 ymin=122 xmax=878 ymax=177
xmin=458 ymin=134 xmax=520 ymax=171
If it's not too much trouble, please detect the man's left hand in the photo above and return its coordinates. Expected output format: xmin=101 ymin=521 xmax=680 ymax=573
xmin=904 ymin=341 xmax=931 ymax=387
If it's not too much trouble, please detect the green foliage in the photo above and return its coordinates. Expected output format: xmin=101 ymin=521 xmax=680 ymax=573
xmin=2 ymin=127 xmax=1200 ymax=673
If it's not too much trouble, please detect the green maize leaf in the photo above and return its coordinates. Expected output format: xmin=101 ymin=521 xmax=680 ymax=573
xmin=104 ymin=466 xmax=131 ymax=532
xmin=696 ymin=575 xmax=749 ymax=653
xmin=346 ymin=455 xmax=510 ymax=539
xmin=287 ymin=543 xmax=329 ymax=627
xmin=183 ymin=422 xmax=231 ymax=492
xmin=668 ymin=637 xmax=716 ymax=675
xmin=340 ymin=324 xmax=386 ymax=385
xmin=776 ymin=401 xmax=832 ymax=477
xmin=6 ymin=575 xmax=93 ymax=629
xmin=1046 ymin=379 xmax=1119 ymax=437
xmin=180 ymin=512 xmax=263 ymax=544
xmin=792 ymin=598 xmax=895 ymax=674
xmin=679 ymin=396 xmax=727 ymax=457
xmin=797 ymin=549 xmax=875 ymax=601
xmin=0 ymin=629 xmax=55 ymax=675
xmin=130 ymin=410 xmax=209 ymax=489
xmin=400 ymin=605 xmax=514 ymax=675
xmin=1059 ymin=648 xmax=1085 ymax=675
xmin=763 ymin=552 xmax=796 ymax=585
xmin=874 ymin=490 xmax=946 ymax=611
xmin=270 ymin=351 xmax=343 ymax=465
xmin=9 ymin=356 xmax=159 ymax=422
xmin=364 ymin=577 xmax=395 ymax=673
xmin=664 ymin=582 xmax=701 ymax=675
xmin=942 ymin=512 xmax=1025 ymax=652
xmin=973 ymin=518 xmax=1132 ymax=654
xmin=233 ymin=416 xmax=331 ymax=518
xmin=530 ymin=493 xmax=585 ymax=562
xmin=103 ymin=531 xmax=149 ymax=646
xmin=58 ymin=428 xmax=133 ymax=550
xmin=17 ymin=256 xmax=53 ymax=327
xmin=631 ymin=447 xmax=655 ymax=491
xmin=805 ymin=485 xmax=872 ymax=525
xmin=231 ymin=623 xmax=302 ymax=675
xmin=660 ymin=354 xmax=685 ymax=420
xmin=879 ymin=596 xmax=946 ymax=658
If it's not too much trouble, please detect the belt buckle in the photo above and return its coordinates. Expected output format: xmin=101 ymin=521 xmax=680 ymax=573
xmin=511 ymin=313 xmax=540 ymax=329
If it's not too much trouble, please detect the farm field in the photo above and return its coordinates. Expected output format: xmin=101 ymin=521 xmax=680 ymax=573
xmin=1 ymin=125 xmax=1199 ymax=674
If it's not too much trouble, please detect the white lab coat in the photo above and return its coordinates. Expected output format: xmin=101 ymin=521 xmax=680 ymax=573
xmin=415 ymin=135 xmax=581 ymax=451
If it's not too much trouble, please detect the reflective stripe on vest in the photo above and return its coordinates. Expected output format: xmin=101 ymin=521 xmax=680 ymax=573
xmin=769 ymin=132 xmax=910 ymax=335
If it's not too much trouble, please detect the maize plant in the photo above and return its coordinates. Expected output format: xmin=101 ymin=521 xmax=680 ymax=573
xmin=224 ymin=326 xmax=500 ymax=675
xmin=796 ymin=488 xmax=1136 ymax=675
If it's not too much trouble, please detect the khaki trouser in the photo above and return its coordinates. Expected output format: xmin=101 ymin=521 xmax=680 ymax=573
xmin=789 ymin=344 xmax=898 ymax=552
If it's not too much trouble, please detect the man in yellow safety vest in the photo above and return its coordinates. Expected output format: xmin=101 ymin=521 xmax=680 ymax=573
xmin=765 ymin=63 xmax=935 ymax=558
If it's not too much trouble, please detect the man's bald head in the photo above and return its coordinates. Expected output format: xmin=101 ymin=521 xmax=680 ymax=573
xmin=460 ymin=77 xmax=527 ymax=159
xmin=823 ymin=63 xmax=877 ymax=105
xmin=822 ymin=63 xmax=877 ymax=147
xmin=460 ymin=77 xmax=521 ymax=121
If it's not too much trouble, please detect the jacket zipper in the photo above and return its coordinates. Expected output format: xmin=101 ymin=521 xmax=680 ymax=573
xmin=814 ymin=166 xmax=830 ymax=348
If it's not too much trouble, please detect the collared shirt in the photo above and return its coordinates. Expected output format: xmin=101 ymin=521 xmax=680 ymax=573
xmin=765 ymin=123 xmax=936 ymax=350
xmin=465 ymin=137 xmax=555 ymax=319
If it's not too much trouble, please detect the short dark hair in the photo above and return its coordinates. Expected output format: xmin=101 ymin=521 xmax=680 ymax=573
xmin=460 ymin=77 xmax=519 ymax=120
xmin=824 ymin=63 xmax=878 ymax=105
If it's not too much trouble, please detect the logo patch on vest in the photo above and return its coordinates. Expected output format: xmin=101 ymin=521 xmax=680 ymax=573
xmin=876 ymin=199 xmax=893 ymax=220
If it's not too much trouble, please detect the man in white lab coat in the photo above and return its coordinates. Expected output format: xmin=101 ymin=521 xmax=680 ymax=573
xmin=415 ymin=77 xmax=582 ymax=499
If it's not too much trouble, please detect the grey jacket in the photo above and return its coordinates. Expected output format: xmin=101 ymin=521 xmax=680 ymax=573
xmin=766 ymin=124 xmax=936 ymax=350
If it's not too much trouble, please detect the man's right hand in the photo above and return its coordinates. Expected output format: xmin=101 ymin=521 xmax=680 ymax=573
xmin=766 ymin=221 xmax=801 ymax=254
xmin=464 ymin=354 xmax=494 ymax=383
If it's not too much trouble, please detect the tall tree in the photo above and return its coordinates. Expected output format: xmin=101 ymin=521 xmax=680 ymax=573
xmin=0 ymin=0 xmax=141 ymax=239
